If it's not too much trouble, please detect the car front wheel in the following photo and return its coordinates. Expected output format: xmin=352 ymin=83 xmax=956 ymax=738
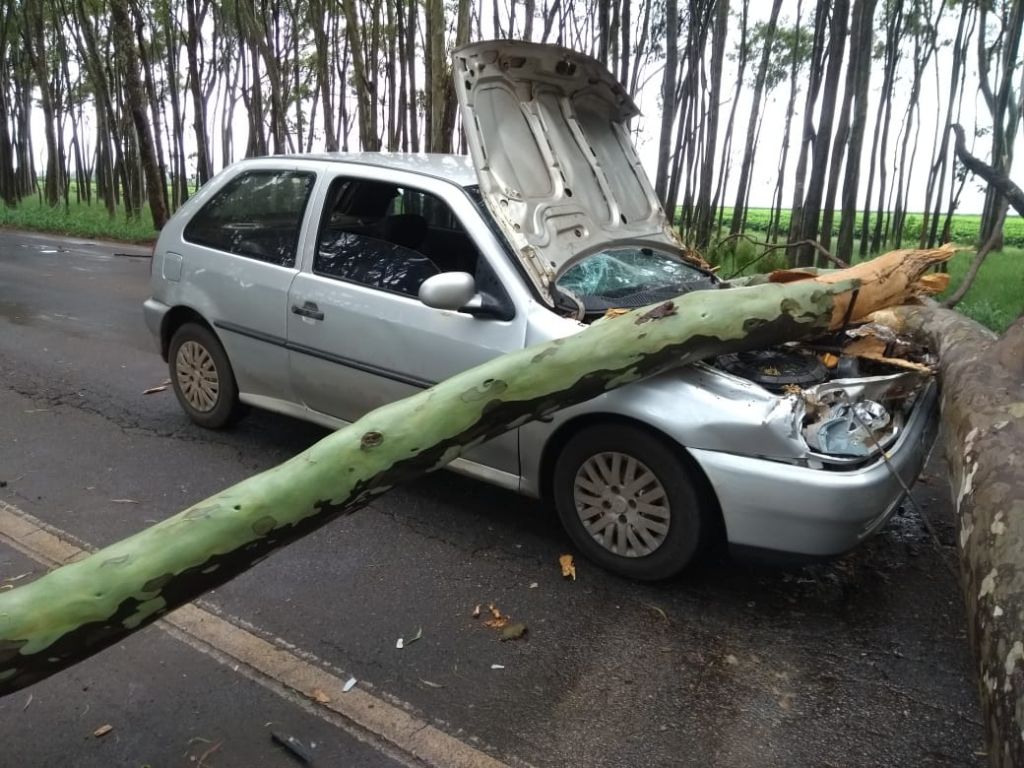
xmin=552 ymin=424 xmax=710 ymax=581
xmin=168 ymin=322 xmax=242 ymax=429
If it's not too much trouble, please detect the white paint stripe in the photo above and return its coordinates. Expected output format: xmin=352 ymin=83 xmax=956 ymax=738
xmin=0 ymin=500 xmax=518 ymax=768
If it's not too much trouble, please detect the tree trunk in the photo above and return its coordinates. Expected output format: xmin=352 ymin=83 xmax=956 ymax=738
xmin=977 ymin=0 xmax=1024 ymax=247
xmin=870 ymin=305 xmax=1024 ymax=768
xmin=186 ymin=0 xmax=214 ymax=183
xmin=1 ymin=274 xmax=879 ymax=696
xmin=693 ymin=0 xmax=729 ymax=249
xmin=108 ymin=0 xmax=168 ymax=229
xmin=794 ymin=0 xmax=849 ymax=266
xmin=653 ymin=0 xmax=679 ymax=207
xmin=341 ymin=0 xmax=380 ymax=151
xmin=835 ymin=0 xmax=877 ymax=264
xmin=786 ymin=0 xmax=829 ymax=264
xmin=729 ymin=0 xmax=783 ymax=236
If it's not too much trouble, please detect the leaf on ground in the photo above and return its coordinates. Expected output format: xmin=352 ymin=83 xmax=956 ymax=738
xmin=141 ymin=384 xmax=168 ymax=395
xmin=419 ymin=679 xmax=445 ymax=688
xmin=405 ymin=627 xmax=423 ymax=646
xmin=2 ymin=572 xmax=30 ymax=583
xmin=500 ymin=623 xmax=528 ymax=641
xmin=93 ymin=724 xmax=113 ymax=738
xmin=488 ymin=604 xmax=502 ymax=620
xmin=110 ymin=499 xmax=138 ymax=504
xmin=483 ymin=616 xmax=509 ymax=629
xmin=472 ymin=604 xmax=481 ymax=618
xmin=559 ymin=554 xmax=576 ymax=581
xmin=490 ymin=664 xmax=505 ymax=670
xmin=310 ymin=688 xmax=331 ymax=704
xmin=342 ymin=677 xmax=357 ymax=693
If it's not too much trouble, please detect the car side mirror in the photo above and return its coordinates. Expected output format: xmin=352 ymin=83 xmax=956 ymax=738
xmin=420 ymin=272 xmax=513 ymax=321
xmin=419 ymin=271 xmax=477 ymax=311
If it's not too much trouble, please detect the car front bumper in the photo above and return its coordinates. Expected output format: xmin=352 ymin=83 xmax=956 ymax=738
xmin=690 ymin=380 xmax=940 ymax=557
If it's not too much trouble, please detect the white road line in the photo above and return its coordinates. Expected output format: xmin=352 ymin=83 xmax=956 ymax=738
xmin=0 ymin=500 xmax=519 ymax=768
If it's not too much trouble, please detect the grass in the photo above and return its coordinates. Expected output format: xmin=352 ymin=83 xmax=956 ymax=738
xmin=941 ymin=247 xmax=1024 ymax=333
xmin=0 ymin=192 xmax=158 ymax=243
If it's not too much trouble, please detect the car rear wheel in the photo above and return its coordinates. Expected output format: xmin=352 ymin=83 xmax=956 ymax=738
xmin=168 ymin=323 xmax=242 ymax=429
xmin=552 ymin=424 xmax=709 ymax=581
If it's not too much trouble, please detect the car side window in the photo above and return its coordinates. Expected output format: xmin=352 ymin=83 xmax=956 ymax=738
xmin=314 ymin=177 xmax=485 ymax=297
xmin=184 ymin=170 xmax=315 ymax=267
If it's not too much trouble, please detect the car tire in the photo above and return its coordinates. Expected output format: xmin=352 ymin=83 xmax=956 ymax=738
xmin=552 ymin=424 xmax=710 ymax=581
xmin=168 ymin=322 xmax=243 ymax=429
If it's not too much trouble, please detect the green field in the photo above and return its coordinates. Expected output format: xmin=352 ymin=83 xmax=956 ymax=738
xmin=0 ymin=193 xmax=158 ymax=243
xmin=701 ymin=207 xmax=1024 ymax=249
xmin=2 ymin=196 xmax=1020 ymax=332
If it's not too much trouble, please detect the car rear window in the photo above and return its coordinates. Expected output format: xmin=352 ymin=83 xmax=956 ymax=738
xmin=184 ymin=170 xmax=315 ymax=267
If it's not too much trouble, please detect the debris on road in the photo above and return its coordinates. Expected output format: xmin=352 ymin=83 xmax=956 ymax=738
xmin=396 ymin=627 xmax=423 ymax=649
xmin=419 ymin=678 xmax=444 ymax=688
xmin=342 ymin=677 xmax=357 ymax=693
xmin=2 ymin=572 xmax=30 ymax=584
xmin=310 ymin=688 xmax=331 ymax=704
xmin=529 ymin=582 xmax=538 ymax=589
xmin=559 ymin=554 xmax=576 ymax=581
xmin=93 ymin=724 xmax=113 ymax=738
xmin=472 ymin=604 xmax=481 ymax=618
xmin=270 ymin=730 xmax=313 ymax=764
xmin=142 ymin=380 xmax=171 ymax=395
xmin=490 ymin=664 xmax=505 ymax=670
xmin=500 ymin=623 xmax=528 ymax=641
xmin=644 ymin=603 xmax=669 ymax=622
xmin=109 ymin=499 xmax=138 ymax=504
xmin=483 ymin=604 xmax=509 ymax=629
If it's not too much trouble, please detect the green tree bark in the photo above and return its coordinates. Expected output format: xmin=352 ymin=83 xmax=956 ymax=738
xmin=0 ymin=278 xmax=859 ymax=697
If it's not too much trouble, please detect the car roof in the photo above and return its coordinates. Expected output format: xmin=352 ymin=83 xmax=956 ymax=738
xmin=242 ymin=152 xmax=479 ymax=187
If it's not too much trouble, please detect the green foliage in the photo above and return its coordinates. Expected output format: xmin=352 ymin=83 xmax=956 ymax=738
xmin=0 ymin=193 xmax=158 ymax=243
xmin=942 ymin=247 xmax=1024 ymax=334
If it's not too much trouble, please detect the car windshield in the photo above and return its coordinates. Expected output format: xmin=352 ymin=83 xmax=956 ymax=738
xmin=556 ymin=247 xmax=716 ymax=311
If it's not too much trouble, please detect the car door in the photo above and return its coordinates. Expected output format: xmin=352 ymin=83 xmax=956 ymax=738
xmin=176 ymin=166 xmax=317 ymax=404
xmin=286 ymin=167 xmax=527 ymax=476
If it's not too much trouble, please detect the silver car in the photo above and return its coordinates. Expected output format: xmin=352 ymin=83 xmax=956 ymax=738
xmin=144 ymin=41 xmax=937 ymax=580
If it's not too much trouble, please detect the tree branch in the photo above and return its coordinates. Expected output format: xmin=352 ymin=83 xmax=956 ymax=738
xmin=715 ymin=232 xmax=848 ymax=279
xmin=951 ymin=123 xmax=1024 ymax=217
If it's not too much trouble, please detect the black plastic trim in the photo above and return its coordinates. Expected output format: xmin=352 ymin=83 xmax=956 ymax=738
xmin=213 ymin=320 xmax=434 ymax=390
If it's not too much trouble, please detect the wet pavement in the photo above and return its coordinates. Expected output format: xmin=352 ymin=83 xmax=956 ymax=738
xmin=0 ymin=230 xmax=984 ymax=766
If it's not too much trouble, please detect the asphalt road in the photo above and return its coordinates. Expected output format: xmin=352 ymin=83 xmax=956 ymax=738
xmin=0 ymin=230 xmax=983 ymax=767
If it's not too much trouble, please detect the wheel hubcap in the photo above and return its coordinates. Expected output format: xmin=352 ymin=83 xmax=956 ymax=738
xmin=573 ymin=452 xmax=671 ymax=558
xmin=175 ymin=340 xmax=220 ymax=413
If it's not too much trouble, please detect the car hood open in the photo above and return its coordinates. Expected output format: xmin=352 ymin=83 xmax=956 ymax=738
xmin=453 ymin=40 xmax=681 ymax=305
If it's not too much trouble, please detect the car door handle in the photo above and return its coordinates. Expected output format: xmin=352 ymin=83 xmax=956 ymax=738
xmin=291 ymin=301 xmax=324 ymax=321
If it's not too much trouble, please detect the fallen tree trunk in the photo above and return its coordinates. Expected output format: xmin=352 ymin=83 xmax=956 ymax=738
xmin=871 ymin=305 xmax=1024 ymax=768
xmin=0 ymin=247 xmax=954 ymax=697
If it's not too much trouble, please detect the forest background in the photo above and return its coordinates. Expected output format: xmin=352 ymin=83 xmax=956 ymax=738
xmin=0 ymin=0 xmax=1021 ymax=328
